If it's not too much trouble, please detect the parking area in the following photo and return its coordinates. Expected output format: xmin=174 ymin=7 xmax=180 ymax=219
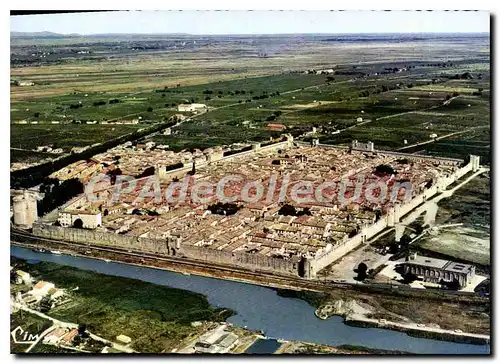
xmin=318 ymin=244 xmax=394 ymax=284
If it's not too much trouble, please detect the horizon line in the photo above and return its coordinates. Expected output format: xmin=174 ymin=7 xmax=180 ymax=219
xmin=11 ymin=31 xmax=490 ymax=36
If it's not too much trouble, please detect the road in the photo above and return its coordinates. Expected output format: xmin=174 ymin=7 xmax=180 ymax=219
xmin=396 ymin=125 xmax=489 ymax=152
xmin=10 ymin=147 xmax=56 ymax=155
xmin=24 ymin=324 xmax=56 ymax=353
xmin=12 ymin=302 xmax=78 ymax=329
xmin=11 ymin=301 xmax=136 ymax=353
xmin=339 ymin=95 xmax=462 ymax=136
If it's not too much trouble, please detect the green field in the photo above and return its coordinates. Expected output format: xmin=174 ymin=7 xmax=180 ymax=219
xmin=10 ymin=311 xmax=52 ymax=354
xmin=415 ymin=174 xmax=490 ymax=266
xmin=11 ymin=124 xmax=145 ymax=151
xmin=11 ymin=258 xmax=233 ymax=353
xmin=11 ymin=66 xmax=490 ymax=161
xmin=11 ymin=34 xmax=490 ymax=165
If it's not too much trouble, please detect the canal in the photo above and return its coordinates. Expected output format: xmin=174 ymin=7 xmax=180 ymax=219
xmin=11 ymin=246 xmax=490 ymax=354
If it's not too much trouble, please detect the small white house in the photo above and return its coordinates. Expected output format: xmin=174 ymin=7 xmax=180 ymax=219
xmin=15 ymin=270 xmax=32 ymax=285
xmin=17 ymin=81 xmax=35 ymax=86
xmin=116 ymin=334 xmax=132 ymax=345
xmin=31 ymin=281 xmax=55 ymax=298
xmin=177 ymin=103 xmax=207 ymax=113
xmin=58 ymin=211 xmax=102 ymax=229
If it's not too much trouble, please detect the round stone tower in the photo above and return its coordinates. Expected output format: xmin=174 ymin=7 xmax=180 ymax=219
xmin=12 ymin=190 xmax=38 ymax=229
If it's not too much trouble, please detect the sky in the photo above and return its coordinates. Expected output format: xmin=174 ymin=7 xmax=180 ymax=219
xmin=10 ymin=10 xmax=490 ymax=35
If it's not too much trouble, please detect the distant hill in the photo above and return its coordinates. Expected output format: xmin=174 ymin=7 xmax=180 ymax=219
xmin=10 ymin=31 xmax=488 ymax=40
xmin=10 ymin=31 xmax=191 ymax=38
xmin=11 ymin=31 xmax=67 ymax=38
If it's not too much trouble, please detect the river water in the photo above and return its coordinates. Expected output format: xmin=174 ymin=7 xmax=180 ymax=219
xmin=245 ymin=338 xmax=281 ymax=354
xmin=11 ymin=246 xmax=489 ymax=354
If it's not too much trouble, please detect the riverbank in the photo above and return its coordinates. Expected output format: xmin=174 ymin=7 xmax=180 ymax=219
xmin=11 ymin=233 xmax=488 ymax=307
xmin=277 ymin=288 xmax=489 ymax=343
xmin=11 ymin=256 xmax=410 ymax=356
xmin=275 ymin=341 xmax=411 ymax=354
xmin=13 ymin=240 xmax=491 ymax=342
xmin=11 ymin=246 xmax=490 ymax=354
xmin=313 ymin=297 xmax=489 ymax=345
xmin=344 ymin=317 xmax=489 ymax=345
xmin=10 ymin=256 xmax=233 ymax=353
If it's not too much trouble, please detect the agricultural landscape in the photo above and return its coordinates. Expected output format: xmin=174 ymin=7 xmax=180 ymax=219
xmin=11 ymin=32 xmax=490 ymax=171
xmin=10 ymin=25 xmax=491 ymax=356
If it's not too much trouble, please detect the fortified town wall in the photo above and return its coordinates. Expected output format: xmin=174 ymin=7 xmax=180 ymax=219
xmin=32 ymin=223 xmax=300 ymax=276
xmin=32 ymin=138 xmax=480 ymax=279
xmin=180 ymin=243 xmax=299 ymax=275
xmin=33 ymin=223 xmax=174 ymax=255
xmin=289 ymin=148 xmax=479 ymax=277
xmin=157 ymin=138 xmax=293 ymax=182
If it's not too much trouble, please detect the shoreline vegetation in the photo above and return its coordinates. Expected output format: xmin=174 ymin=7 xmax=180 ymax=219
xmin=11 ymin=239 xmax=490 ymax=339
xmin=275 ymin=289 xmax=490 ymax=345
xmin=11 ymin=256 xmax=428 ymax=355
xmin=11 ymin=257 xmax=234 ymax=353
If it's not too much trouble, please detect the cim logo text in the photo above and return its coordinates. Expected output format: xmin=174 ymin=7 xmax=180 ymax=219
xmin=11 ymin=326 xmax=40 ymax=344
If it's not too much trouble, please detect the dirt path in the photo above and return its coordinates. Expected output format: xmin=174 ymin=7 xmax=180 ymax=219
xmin=396 ymin=125 xmax=489 ymax=151
xmin=11 ymin=301 xmax=136 ymax=353
xmin=24 ymin=324 xmax=56 ymax=353
xmin=10 ymin=147 xmax=55 ymax=155
xmin=341 ymin=95 xmax=461 ymax=135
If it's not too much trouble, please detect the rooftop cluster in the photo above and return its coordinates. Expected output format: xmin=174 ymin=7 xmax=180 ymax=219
xmin=59 ymin=143 xmax=460 ymax=262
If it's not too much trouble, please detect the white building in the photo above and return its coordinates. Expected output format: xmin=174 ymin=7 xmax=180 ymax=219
xmin=58 ymin=211 xmax=102 ymax=229
xmin=316 ymin=69 xmax=334 ymax=75
xmin=177 ymin=103 xmax=207 ymax=113
xmin=116 ymin=334 xmax=132 ymax=345
xmin=17 ymin=81 xmax=35 ymax=86
xmin=15 ymin=270 xmax=32 ymax=285
xmin=31 ymin=281 xmax=55 ymax=298
xmin=194 ymin=326 xmax=239 ymax=354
